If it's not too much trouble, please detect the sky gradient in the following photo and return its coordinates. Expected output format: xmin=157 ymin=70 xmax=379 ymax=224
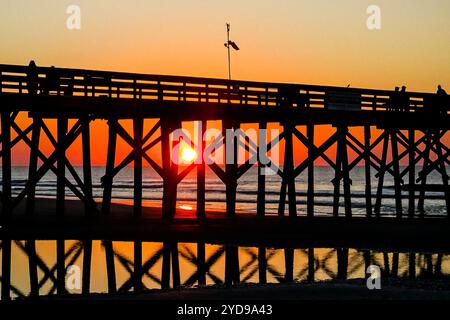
xmin=1 ymin=0 xmax=449 ymax=165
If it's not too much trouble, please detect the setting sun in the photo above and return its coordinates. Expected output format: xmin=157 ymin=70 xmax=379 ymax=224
xmin=180 ymin=147 xmax=197 ymax=163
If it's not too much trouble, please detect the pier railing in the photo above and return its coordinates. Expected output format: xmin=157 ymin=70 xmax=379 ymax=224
xmin=1 ymin=64 xmax=445 ymax=112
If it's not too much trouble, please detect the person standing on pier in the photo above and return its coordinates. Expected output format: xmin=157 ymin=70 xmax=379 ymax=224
xmin=26 ymin=60 xmax=39 ymax=95
xmin=437 ymin=85 xmax=448 ymax=115
xmin=400 ymin=86 xmax=409 ymax=112
xmin=388 ymin=87 xmax=400 ymax=111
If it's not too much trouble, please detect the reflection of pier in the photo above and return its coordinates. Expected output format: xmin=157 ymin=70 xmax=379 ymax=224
xmin=0 ymin=64 xmax=449 ymax=220
xmin=0 ymin=240 xmax=448 ymax=299
xmin=1 ymin=64 xmax=450 ymax=300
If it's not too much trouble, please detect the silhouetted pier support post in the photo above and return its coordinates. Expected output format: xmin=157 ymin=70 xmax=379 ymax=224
xmin=333 ymin=126 xmax=352 ymax=217
xmin=284 ymin=248 xmax=294 ymax=282
xmin=258 ymin=247 xmax=267 ymax=284
xmin=257 ymin=122 xmax=267 ymax=217
xmin=1 ymin=238 xmax=12 ymax=301
xmin=27 ymin=240 xmax=39 ymax=297
xmin=433 ymin=131 xmax=450 ymax=216
xmin=197 ymin=242 xmax=206 ymax=285
xmin=197 ymin=121 xmax=206 ymax=218
xmin=408 ymin=129 xmax=415 ymax=217
xmin=364 ymin=125 xmax=372 ymax=217
xmin=337 ymin=248 xmax=348 ymax=280
xmin=409 ymin=253 xmax=416 ymax=278
xmin=81 ymin=118 xmax=94 ymax=216
xmin=224 ymin=121 xmax=239 ymax=217
xmin=391 ymin=129 xmax=403 ymax=217
xmin=307 ymin=248 xmax=315 ymax=282
xmin=279 ymin=122 xmax=296 ymax=217
xmin=104 ymin=240 xmax=117 ymax=293
xmin=225 ymin=245 xmax=240 ymax=286
xmin=134 ymin=240 xmax=143 ymax=292
xmin=133 ymin=118 xmax=144 ymax=217
xmin=161 ymin=242 xmax=181 ymax=289
xmin=82 ymin=240 xmax=92 ymax=295
xmin=161 ymin=120 xmax=179 ymax=219
xmin=375 ymin=131 xmax=389 ymax=216
xmin=56 ymin=118 xmax=68 ymax=216
xmin=26 ymin=117 xmax=41 ymax=216
xmin=56 ymin=239 xmax=66 ymax=294
xmin=102 ymin=119 xmax=118 ymax=215
xmin=1 ymin=112 xmax=12 ymax=218
xmin=307 ymin=124 xmax=315 ymax=217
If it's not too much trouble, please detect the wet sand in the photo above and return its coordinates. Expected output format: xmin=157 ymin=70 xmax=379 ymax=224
xmin=1 ymin=198 xmax=450 ymax=251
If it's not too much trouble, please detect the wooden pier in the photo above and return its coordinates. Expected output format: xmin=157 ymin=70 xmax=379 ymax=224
xmin=1 ymin=63 xmax=450 ymax=300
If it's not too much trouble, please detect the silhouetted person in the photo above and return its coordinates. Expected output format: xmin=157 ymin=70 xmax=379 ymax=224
xmin=437 ymin=85 xmax=448 ymax=115
xmin=26 ymin=60 xmax=39 ymax=95
xmin=41 ymin=66 xmax=59 ymax=95
xmin=400 ymin=86 xmax=409 ymax=112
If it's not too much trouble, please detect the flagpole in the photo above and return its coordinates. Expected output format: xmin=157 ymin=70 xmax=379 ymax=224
xmin=226 ymin=23 xmax=231 ymax=81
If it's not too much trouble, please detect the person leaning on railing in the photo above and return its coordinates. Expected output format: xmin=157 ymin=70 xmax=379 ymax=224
xmin=26 ymin=60 xmax=39 ymax=95
xmin=437 ymin=85 xmax=448 ymax=115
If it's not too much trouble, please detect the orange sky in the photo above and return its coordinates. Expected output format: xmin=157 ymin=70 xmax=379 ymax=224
xmin=1 ymin=0 xmax=449 ymax=166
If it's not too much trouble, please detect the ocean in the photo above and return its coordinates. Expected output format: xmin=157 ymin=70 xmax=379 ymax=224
xmin=5 ymin=166 xmax=448 ymax=216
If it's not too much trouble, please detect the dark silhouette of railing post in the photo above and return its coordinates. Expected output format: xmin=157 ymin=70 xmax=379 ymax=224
xmin=258 ymin=247 xmax=267 ymax=284
xmin=134 ymin=240 xmax=142 ymax=292
xmin=333 ymin=126 xmax=352 ymax=217
xmin=197 ymin=242 xmax=206 ymax=285
xmin=375 ymin=131 xmax=389 ymax=216
xmin=390 ymin=129 xmax=403 ymax=218
xmin=56 ymin=239 xmax=66 ymax=294
xmin=224 ymin=121 xmax=238 ymax=217
xmin=26 ymin=240 xmax=39 ymax=297
xmin=284 ymin=248 xmax=294 ymax=282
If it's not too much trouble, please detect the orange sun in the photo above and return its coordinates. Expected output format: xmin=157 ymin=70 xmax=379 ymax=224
xmin=180 ymin=147 xmax=197 ymax=163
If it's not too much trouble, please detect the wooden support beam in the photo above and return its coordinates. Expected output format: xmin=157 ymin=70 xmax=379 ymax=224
xmin=81 ymin=118 xmax=94 ymax=216
xmin=56 ymin=118 xmax=68 ymax=216
xmin=364 ymin=125 xmax=372 ymax=217
xmin=341 ymin=128 xmax=352 ymax=218
xmin=82 ymin=240 xmax=92 ymax=295
xmin=433 ymin=132 xmax=450 ymax=216
xmin=284 ymin=248 xmax=294 ymax=282
xmin=133 ymin=118 xmax=143 ymax=217
xmin=307 ymin=248 xmax=314 ymax=282
xmin=391 ymin=130 xmax=403 ymax=218
xmin=279 ymin=122 xmax=296 ymax=217
xmin=333 ymin=127 xmax=343 ymax=217
xmin=26 ymin=118 xmax=41 ymax=216
xmin=26 ymin=239 xmax=39 ymax=298
xmin=258 ymin=247 xmax=267 ymax=284
xmin=224 ymin=121 xmax=238 ymax=217
xmin=197 ymin=121 xmax=206 ymax=218
xmin=337 ymin=248 xmax=348 ymax=280
xmin=374 ymin=131 xmax=389 ymax=216
xmin=56 ymin=239 xmax=66 ymax=294
xmin=1 ymin=112 xmax=12 ymax=218
xmin=307 ymin=124 xmax=315 ymax=217
xmin=102 ymin=119 xmax=117 ymax=215
xmin=104 ymin=240 xmax=117 ymax=293
xmin=172 ymin=243 xmax=181 ymax=288
xmin=134 ymin=240 xmax=142 ymax=292
xmin=197 ymin=242 xmax=206 ymax=285
xmin=408 ymin=129 xmax=415 ymax=217
xmin=161 ymin=120 xmax=178 ymax=219
xmin=257 ymin=122 xmax=267 ymax=216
